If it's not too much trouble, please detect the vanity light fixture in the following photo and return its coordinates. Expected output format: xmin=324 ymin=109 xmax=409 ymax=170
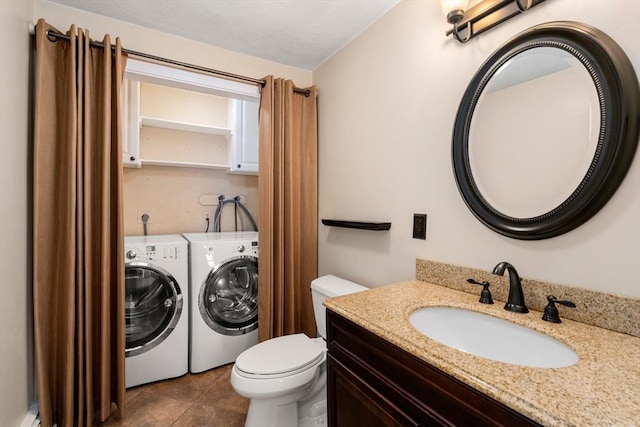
xmin=442 ymin=0 xmax=547 ymax=43
xmin=440 ymin=0 xmax=469 ymax=27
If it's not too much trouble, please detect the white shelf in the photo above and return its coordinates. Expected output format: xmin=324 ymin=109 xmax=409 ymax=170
xmin=140 ymin=159 xmax=231 ymax=170
xmin=140 ymin=116 xmax=232 ymax=137
xmin=122 ymin=61 xmax=259 ymax=174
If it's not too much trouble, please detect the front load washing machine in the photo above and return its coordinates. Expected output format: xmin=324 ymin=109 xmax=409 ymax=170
xmin=183 ymin=232 xmax=258 ymax=373
xmin=124 ymin=234 xmax=188 ymax=388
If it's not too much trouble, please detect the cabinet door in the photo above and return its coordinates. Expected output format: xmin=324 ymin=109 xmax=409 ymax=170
xmin=328 ymin=355 xmax=422 ymax=427
xmin=122 ymin=79 xmax=141 ymax=168
xmin=229 ymin=100 xmax=259 ymax=175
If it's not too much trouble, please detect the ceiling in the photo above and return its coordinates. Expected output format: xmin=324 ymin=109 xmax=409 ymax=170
xmin=46 ymin=0 xmax=401 ymax=70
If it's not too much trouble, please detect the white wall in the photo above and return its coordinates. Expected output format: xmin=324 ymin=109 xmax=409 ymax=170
xmin=1 ymin=1 xmax=34 ymax=426
xmin=314 ymin=0 xmax=640 ymax=298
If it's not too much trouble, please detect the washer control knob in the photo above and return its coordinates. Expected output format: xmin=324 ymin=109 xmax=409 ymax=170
xmin=126 ymin=250 xmax=137 ymax=260
xmin=237 ymin=245 xmax=245 ymax=253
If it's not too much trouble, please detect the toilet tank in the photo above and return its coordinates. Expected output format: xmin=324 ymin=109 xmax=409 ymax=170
xmin=311 ymin=275 xmax=367 ymax=339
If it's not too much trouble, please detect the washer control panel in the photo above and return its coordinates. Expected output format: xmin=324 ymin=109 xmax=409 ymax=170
xmin=205 ymin=239 xmax=258 ymax=257
xmin=124 ymin=244 xmax=185 ymax=262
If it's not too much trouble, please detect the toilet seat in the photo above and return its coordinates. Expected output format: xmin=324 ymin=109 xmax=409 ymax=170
xmin=235 ymin=334 xmax=325 ymax=379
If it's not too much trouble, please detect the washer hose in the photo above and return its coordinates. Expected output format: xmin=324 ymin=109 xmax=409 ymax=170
xmin=212 ymin=195 xmax=257 ymax=232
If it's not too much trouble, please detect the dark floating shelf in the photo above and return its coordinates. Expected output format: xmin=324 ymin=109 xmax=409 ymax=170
xmin=321 ymin=219 xmax=392 ymax=231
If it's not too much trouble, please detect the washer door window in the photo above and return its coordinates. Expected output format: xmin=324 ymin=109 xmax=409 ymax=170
xmin=125 ymin=262 xmax=183 ymax=357
xmin=199 ymin=256 xmax=258 ymax=336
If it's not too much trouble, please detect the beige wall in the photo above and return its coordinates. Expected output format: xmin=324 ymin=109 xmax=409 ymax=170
xmin=1 ymin=1 xmax=33 ymax=426
xmin=124 ymin=83 xmax=259 ymax=236
xmin=124 ymin=167 xmax=258 ymax=235
xmin=314 ymin=0 xmax=640 ymax=298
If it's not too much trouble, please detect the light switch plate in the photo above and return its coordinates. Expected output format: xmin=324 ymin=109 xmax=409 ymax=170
xmin=413 ymin=214 xmax=427 ymax=240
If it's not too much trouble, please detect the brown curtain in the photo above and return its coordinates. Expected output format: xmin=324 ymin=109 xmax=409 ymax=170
xmin=33 ymin=19 xmax=126 ymax=427
xmin=258 ymin=76 xmax=318 ymax=341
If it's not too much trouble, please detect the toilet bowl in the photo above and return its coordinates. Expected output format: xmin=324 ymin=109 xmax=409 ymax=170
xmin=231 ymin=334 xmax=327 ymax=427
xmin=230 ymin=275 xmax=368 ymax=427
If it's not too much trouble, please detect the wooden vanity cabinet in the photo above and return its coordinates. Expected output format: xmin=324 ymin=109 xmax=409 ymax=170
xmin=326 ymin=310 xmax=541 ymax=427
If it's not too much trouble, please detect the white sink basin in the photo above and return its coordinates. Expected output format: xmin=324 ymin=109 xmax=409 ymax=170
xmin=409 ymin=307 xmax=578 ymax=368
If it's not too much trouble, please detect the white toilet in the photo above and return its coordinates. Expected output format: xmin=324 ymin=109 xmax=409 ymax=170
xmin=230 ymin=275 xmax=367 ymax=427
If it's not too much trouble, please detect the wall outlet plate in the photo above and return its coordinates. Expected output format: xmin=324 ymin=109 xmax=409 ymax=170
xmin=413 ymin=214 xmax=427 ymax=240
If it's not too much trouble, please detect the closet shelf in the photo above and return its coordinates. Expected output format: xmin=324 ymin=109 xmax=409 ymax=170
xmin=141 ymin=159 xmax=230 ymax=170
xmin=321 ymin=219 xmax=392 ymax=231
xmin=140 ymin=116 xmax=232 ymax=136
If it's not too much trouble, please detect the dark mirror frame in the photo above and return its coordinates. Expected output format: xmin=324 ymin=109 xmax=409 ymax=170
xmin=452 ymin=21 xmax=640 ymax=240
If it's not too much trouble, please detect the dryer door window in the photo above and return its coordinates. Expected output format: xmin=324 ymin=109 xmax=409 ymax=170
xmin=199 ymin=256 xmax=258 ymax=336
xmin=125 ymin=262 xmax=183 ymax=357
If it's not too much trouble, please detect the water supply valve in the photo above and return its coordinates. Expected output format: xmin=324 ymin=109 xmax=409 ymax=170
xmin=467 ymin=278 xmax=494 ymax=304
xmin=542 ymin=295 xmax=576 ymax=323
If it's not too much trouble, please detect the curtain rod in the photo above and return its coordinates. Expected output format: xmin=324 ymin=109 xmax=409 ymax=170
xmin=31 ymin=24 xmax=311 ymax=96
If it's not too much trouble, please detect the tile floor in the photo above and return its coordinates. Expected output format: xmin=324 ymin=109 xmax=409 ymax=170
xmin=100 ymin=364 xmax=248 ymax=427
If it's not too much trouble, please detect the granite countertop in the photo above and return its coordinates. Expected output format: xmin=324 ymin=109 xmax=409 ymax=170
xmin=324 ymin=280 xmax=640 ymax=427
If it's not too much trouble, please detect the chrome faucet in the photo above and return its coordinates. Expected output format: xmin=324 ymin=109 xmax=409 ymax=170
xmin=492 ymin=262 xmax=528 ymax=313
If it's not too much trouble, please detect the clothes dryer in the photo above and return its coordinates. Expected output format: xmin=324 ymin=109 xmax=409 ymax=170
xmin=124 ymin=234 xmax=188 ymax=387
xmin=183 ymin=232 xmax=258 ymax=373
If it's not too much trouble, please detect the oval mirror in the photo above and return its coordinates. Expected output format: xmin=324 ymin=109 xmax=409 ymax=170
xmin=452 ymin=21 xmax=640 ymax=240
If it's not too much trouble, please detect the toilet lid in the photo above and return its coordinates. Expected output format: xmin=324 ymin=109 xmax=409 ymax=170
xmin=235 ymin=333 xmax=324 ymax=377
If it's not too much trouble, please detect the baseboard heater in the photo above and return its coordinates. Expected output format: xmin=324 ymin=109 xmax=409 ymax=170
xmin=21 ymin=402 xmax=40 ymax=427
